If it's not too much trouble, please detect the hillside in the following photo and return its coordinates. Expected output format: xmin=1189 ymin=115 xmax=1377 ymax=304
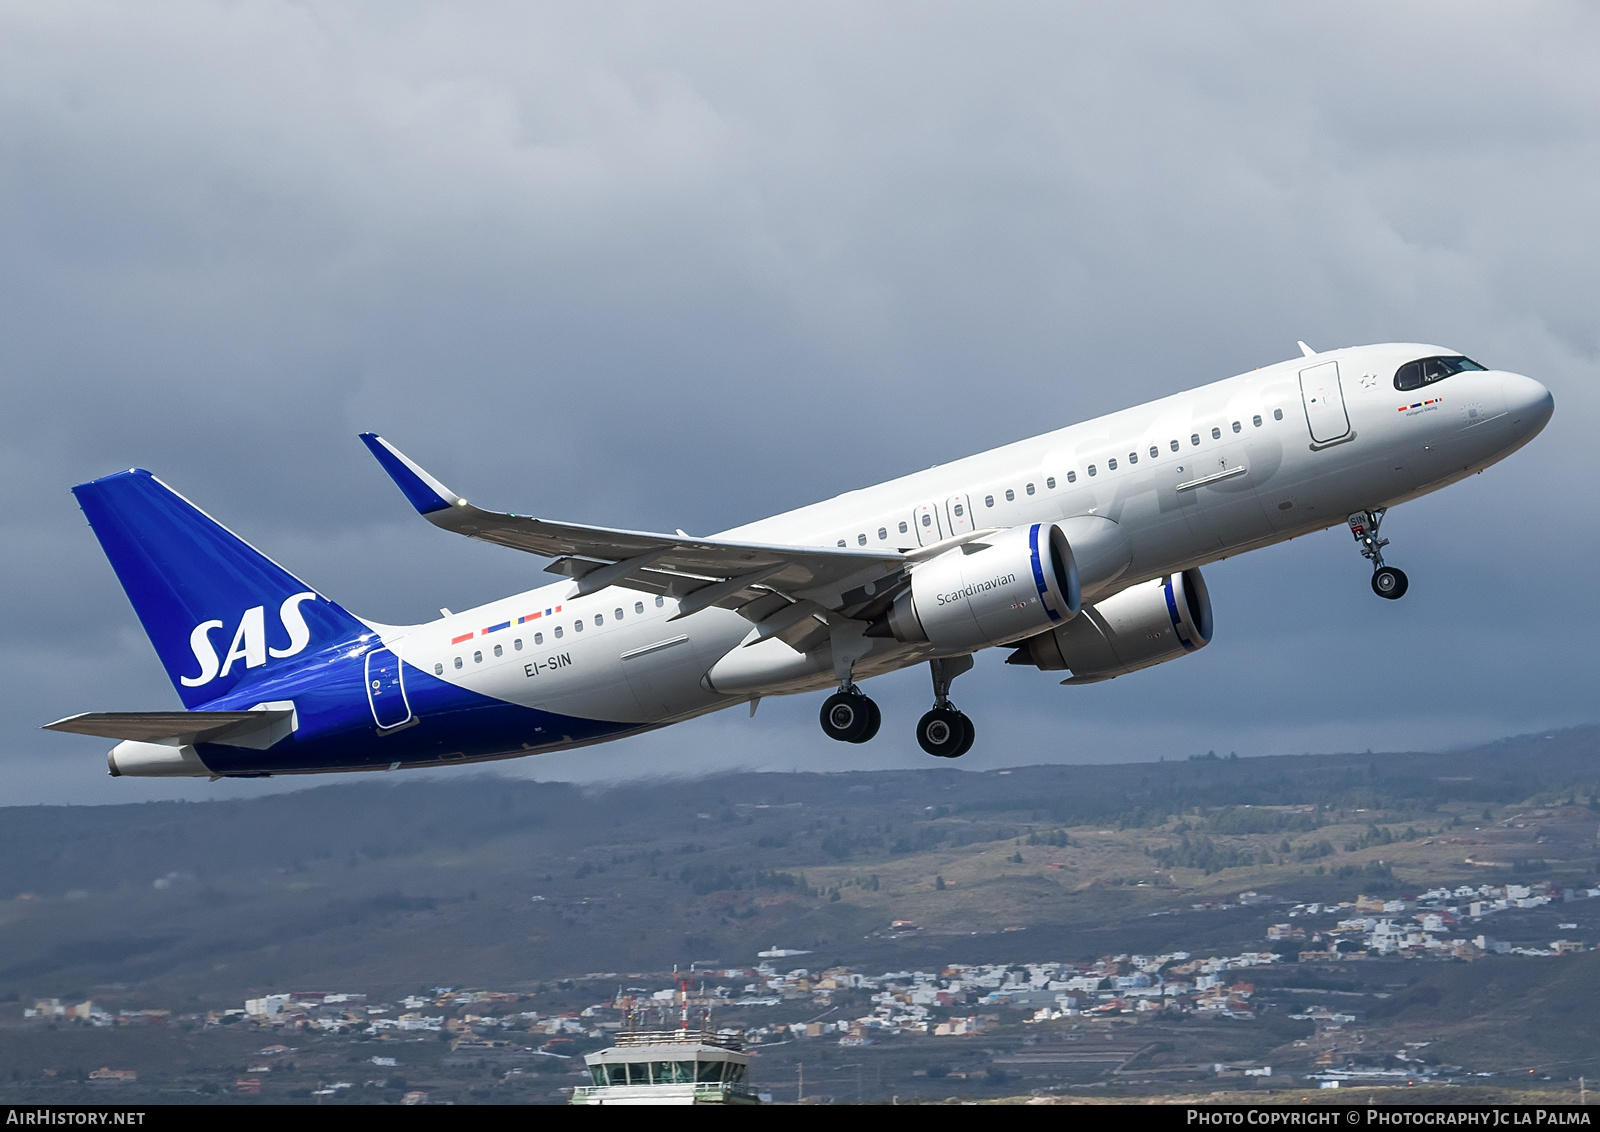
xmin=0 ymin=726 xmax=1595 ymax=1000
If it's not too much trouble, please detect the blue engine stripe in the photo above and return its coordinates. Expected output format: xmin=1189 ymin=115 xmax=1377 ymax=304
xmin=1028 ymin=523 xmax=1061 ymax=623
xmin=1163 ymin=576 xmax=1196 ymax=651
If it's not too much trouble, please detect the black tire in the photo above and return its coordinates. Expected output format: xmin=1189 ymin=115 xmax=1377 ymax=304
xmin=953 ymin=711 xmax=976 ymax=757
xmin=1372 ymin=566 xmax=1409 ymax=600
xmin=849 ymin=696 xmax=882 ymax=744
xmin=917 ymin=707 xmax=968 ymax=758
xmin=820 ymin=692 xmax=873 ymax=742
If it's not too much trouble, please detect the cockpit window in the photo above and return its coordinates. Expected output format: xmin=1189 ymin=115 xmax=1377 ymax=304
xmin=1394 ymin=355 xmax=1486 ymax=392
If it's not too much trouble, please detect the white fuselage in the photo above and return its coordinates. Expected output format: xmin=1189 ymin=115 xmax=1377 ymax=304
xmin=384 ymin=343 xmax=1551 ymax=745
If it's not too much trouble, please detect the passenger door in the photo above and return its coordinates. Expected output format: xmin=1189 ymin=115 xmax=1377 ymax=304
xmin=1299 ymin=361 xmax=1351 ymax=444
xmin=365 ymin=647 xmax=413 ymax=730
xmin=912 ymin=502 xmax=945 ymax=546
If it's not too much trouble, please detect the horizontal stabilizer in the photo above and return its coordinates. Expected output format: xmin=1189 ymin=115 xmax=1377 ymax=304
xmin=43 ymin=709 xmax=295 ymax=748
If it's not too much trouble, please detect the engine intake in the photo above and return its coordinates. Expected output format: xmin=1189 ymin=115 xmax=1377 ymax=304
xmin=870 ymin=523 xmax=1080 ymax=653
xmin=1007 ymin=568 xmax=1212 ymax=683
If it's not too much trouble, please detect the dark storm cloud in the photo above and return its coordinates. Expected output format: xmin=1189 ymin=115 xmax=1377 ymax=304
xmin=1 ymin=2 xmax=1595 ymax=802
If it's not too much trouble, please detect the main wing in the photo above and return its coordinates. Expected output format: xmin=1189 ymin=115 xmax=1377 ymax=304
xmin=359 ymin=434 xmax=918 ymax=644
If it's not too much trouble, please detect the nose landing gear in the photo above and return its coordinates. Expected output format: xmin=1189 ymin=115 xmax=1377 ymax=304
xmin=917 ymin=655 xmax=976 ymax=758
xmin=1349 ymin=509 xmax=1408 ymax=600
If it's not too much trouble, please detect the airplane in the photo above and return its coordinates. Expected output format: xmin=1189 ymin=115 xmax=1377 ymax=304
xmin=45 ymin=342 xmax=1553 ymax=778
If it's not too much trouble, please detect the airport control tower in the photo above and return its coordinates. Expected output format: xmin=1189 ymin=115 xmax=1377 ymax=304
xmin=570 ymin=1027 xmax=760 ymax=1105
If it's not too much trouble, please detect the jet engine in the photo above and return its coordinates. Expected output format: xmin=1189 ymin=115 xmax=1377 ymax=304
xmin=1007 ymin=568 xmax=1212 ymax=683
xmin=868 ymin=523 xmax=1081 ymax=654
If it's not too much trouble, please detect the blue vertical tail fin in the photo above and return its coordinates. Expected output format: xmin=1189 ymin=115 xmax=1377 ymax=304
xmin=72 ymin=469 xmax=368 ymax=709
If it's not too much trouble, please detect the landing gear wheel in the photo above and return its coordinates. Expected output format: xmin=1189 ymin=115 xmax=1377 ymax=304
xmin=954 ymin=711 xmax=976 ymax=757
xmin=848 ymin=696 xmax=882 ymax=744
xmin=918 ymin=707 xmax=972 ymax=758
xmin=1371 ymin=566 xmax=1408 ymax=600
xmin=820 ymin=691 xmax=877 ymax=743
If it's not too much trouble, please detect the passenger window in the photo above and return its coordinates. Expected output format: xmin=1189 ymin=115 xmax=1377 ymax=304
xmin=515 ymin=638 xmax=523 ymax=650
xmin=454 ymin=657 xmax=462 ymax=670
xmin=984 ymin=495 xmax=994 ymax=507
xmin=1252 ymin=414 xmax=1262 ymax=427
xmin=1046 ymin=477 xmax=1056 ymax=489
xmin=1025 ymin=483 xmax=1035 ymax=495
xmin=493 ymin=643 xmax=503 ymax=657
xmin=574 ymin=619 xmax=584 ymax=632
xmin=635 ymin=601 xmax=645 ymax=614
xmin=1149 ymin=446 xmax=1159 ymax=459
xmin=1087 ymin=464 xmax=1097 ymax=477
xmin=1232 ymin=421 xmax=1241 ymax=433
xmin=953 ymin=503 xmax=965 ymax=517
xmin=614 ymin=608 xmax=623 ymax=620
xmin=554 ymin=626 xmax=563 ymax=639
xmin=434 ymin=662 xmax=444 ymax=675
xmin=473 ymin=651 xmax=482 ymax=663
xmin=1005 ymin=489 xmax=1015 ymax=501
xmin=534 ymin=632 xmax=544 ymax=645
xmin=857 ymin=533 xmax=867 ymax=545
xmin=1170 ymin=439 xmax=1180 ymax=452
xmin=1066 ymin=471 xmax=1076 ymax=483
xmin=877 ymin=527 xmax=887 ymax=540
xmin=1211 ymin=427 xmax=1222 ymax=439
xmin=1274 ymin=408 xmax=1283 ymax=420
xmin=837 ymin=539 xmax=846 ymax=547
xmin=594 ymin=613 xmax=603 ymax=626
xmin=655 ymin=596 xmax=664 ymax=607
xmin=921 ymin=513 xmax=933 ymax=527
xmin=1128 ymin=452 xmax=1137 ymax=464
xmin=898 ymin=520 xmax=909 ymax=533
xmin=1107 ymin=458 xmax=1117 ymax=471
xmin=1190 ymin=433 xmax=1200 ymax=446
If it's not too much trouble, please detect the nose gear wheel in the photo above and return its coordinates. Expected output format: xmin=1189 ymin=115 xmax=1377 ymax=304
xmin=1349 ymin=509 xmax=1408 ymax=601
xmin=1371 ymin=565 xmax=1408 ymax=600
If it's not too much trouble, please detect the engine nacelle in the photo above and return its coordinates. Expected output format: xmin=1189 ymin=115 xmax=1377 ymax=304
xmin=1008 ymin=568 xmax=1212 ymax=683
xmin=874 ymin=523 xmax=1081 ymax=654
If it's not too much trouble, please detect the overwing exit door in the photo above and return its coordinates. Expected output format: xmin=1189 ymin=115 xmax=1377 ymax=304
xmin=1299 ymin=361 xmax=1351 ymax=444
xmin=945 ymin=494 xmax=974 ymax=536
xmin=365 ymin=647 xmax=413 ymax=730
xmin=912 ymin=503 xmax=944 ymax=546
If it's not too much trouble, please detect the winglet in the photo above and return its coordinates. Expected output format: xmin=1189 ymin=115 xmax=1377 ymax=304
xmin=359 ymin=434 xmax=462 ymax=515
xmin=1297 ymin=341 xmax=1316 ymax=357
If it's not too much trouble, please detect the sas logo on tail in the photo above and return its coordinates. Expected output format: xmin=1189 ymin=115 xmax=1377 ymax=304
xmin=182 ymin=592 xmax=318 ymax=688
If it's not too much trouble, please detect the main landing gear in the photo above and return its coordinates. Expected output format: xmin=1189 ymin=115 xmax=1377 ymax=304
xmin=917 ymin=655 xmax=975 ymax=759
xmin=1348 ymin=509 xmax=1408 ymax=600
xmin=819 ymin=685 xmax=881 ymax=744
xmin=817 ymin=656 xmax=977 ymax=757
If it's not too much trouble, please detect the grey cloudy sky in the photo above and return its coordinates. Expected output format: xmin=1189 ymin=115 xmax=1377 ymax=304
xmin=2 ymin=2 xmax=1597 ymax=804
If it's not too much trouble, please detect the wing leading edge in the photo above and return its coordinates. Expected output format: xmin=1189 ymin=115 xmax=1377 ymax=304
xmin=359 ymin=434 xmax=911 ymax=638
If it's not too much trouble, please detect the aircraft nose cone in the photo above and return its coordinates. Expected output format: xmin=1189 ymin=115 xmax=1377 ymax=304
xmin=1502 ymin=371 xmax=1554 ymax=435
